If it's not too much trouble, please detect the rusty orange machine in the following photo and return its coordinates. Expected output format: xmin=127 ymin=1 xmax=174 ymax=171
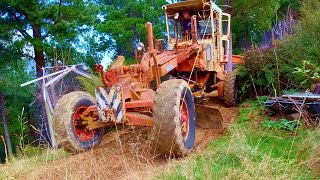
xmin=53 ymin=0 xmax=243 ymax=155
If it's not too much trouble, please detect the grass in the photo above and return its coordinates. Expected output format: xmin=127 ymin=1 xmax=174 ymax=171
xmin=0 ymin=99 xmax=319 ymax=179
xmin=0 ymin=146 xmax=69 ymax=179
xmin=156 ymin=100 xmax=320 ymax=179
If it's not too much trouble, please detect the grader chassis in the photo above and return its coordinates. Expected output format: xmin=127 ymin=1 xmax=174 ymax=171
xmin=53 ymin=0 xmax=242 ymax=155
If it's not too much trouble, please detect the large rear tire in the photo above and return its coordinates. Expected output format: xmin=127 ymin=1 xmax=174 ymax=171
xmin=224 ymin=70 xmax=239 ymax=107
xmin=53 ymin=91 xmax=104 ymax=153
xmin=153 ymin=79 xmax=196 ymax=156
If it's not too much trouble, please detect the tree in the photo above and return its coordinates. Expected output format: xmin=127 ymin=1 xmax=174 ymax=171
xmin=0 ymin=0 xmax=100 ymax=76
xmin=0 ymin=0 xmax=103 ymax=147
xmin=0 ymin=60 xmax=34 ymax=159
xmin=227 ymin=0 xmax=282 ymax=49
xmin=97 ymin=0 xmax=167 ymax=61
xmin=278 ymin=0 xmax=300 ymax=18
xmin=217 ymin=0 xmax=301 ymax=49
xmin=0 ymin=93 xmax=13 ymax=160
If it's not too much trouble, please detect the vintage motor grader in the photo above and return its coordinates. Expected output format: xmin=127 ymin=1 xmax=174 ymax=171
xmin=53 ymin=0 xmax=242 ymax=155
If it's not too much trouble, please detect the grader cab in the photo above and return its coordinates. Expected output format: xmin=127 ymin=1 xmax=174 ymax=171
xmin=53 ymin=0 xmax=241 ymax=156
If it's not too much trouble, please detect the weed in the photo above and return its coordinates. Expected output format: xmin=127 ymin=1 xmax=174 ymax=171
xmin=261 ymin=118 xmax=300 ymax=132
xmin=17 ymin=108 xmax=28 ymax=152
xmin=0 ymin=147 xmax=69 ymax=180
xmin=281 ymin=89 xmax=297 ymax=95
xmin=293 ymin=60 xmax=320 ymax=85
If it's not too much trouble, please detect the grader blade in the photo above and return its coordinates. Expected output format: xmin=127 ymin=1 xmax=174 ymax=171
xmin=195 ymin=104 xmax=224 ymax=130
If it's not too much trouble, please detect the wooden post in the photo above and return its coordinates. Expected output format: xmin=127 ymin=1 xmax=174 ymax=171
xmin=0 ymin=93 xmax=13 ymax=160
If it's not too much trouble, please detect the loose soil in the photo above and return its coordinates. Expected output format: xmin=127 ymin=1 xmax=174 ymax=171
xmin=18 ymin=98 xmax=238 ymax=180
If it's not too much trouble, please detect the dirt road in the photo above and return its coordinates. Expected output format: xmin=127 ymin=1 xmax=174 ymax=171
xmin=20 ymin=99 xmax=238 ymax=180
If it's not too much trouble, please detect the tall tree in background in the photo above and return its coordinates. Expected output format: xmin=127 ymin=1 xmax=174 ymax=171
xmin=0 ymin=93 xmax=12 ymax=160
xmin=278 ymin=0 xmax=300 ymax=18
xmin=0 ymin=0 xmax=103 ymax=147
xmin=228 ymin=0 xmax=281 ymax=49
xmin=0 ymin=0 xmax=99 ymax=76
xmin=97 ymin=0 xmax=167 ymax=61
xmin=0 ymin=60 xmax=34 ymax=158
xmin=218 ymin=0 xmax=300 ymax=49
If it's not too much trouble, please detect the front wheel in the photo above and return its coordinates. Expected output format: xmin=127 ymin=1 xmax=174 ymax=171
xmin=153 ymin=79 xmax=196 ymax=156
xmin=53 ymin=91 xmax=104 ymax=153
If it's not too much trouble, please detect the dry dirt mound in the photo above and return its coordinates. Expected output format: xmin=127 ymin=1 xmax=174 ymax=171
xmin=19 ymin=99 xmax=238 ymax=180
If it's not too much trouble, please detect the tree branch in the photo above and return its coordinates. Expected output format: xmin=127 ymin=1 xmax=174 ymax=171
xmin=58 ymin=0 xmax=62 ymax=17
xmin=22 ymin=53 xmax=35 ymax=60
xmin=6 ymin=7 xmax=33 ymax=39
xmin=53 ymin=0 xmax=63 ymax=26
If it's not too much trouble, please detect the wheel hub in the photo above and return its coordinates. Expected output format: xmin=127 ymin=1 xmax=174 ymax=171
xmin=73 ymin=106 xmax=96 ymax=142
xmin=180 ymin=99 xmax=189 ymax=141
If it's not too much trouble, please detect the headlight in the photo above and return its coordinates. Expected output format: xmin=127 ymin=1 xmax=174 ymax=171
xmin=206 ymin=44 xmax=212 ymax=61
xmin=136 ymin=42 xmax=145 ymax=51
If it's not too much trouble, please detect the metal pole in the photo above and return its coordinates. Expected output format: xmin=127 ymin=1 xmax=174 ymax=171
xmin=42 ymin=67 xmax=57 ymax=147
xmin=20 ymin=68 xmax=70 ymax=87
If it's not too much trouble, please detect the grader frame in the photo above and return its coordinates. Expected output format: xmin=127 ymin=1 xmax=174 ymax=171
xmin=53 ymin=0 xmax=242 ymax=155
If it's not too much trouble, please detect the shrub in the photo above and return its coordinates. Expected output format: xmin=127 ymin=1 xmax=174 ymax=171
xmin=238 ymin=0 xmax=320 ymax=98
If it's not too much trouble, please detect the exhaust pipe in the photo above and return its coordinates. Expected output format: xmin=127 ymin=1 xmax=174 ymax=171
xmin=146 ymin=22 xmax=160 ymax=87
xmin=146 ymin=22 xmax=154 ymax=52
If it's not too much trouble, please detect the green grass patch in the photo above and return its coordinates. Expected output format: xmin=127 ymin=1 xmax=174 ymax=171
xmin=0 ymin=145 xmax=69 ymax=179
xmin=156 ymin=100 xmax=320 ymax=179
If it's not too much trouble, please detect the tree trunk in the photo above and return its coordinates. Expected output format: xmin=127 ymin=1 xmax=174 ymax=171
xmin=243 ymin=28 xmax=252 ymax=49
xmin=0 ymin=93 xmax=13 ymax=160
xmin=35 ymin=48 xmax=45 ymax=77
xmin=32 ymin=25 xmax=51 ymax=146
xmin=32 ymin=25 xmax=45 ymax=78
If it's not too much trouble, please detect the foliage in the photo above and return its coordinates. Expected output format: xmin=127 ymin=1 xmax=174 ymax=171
xmin=237 ymin=46 xmax=297 ymax=97
xmin=237 ymin=96 xmax=268 ymax=123
xmin=16 ymin=108 xmax=28 ymax=151
xmin=97 ymin=0 xmax=167 ymax=61
xmin=262 ymin=118 xmax=299 ymax=132
xmin=280 ymin=0 xmax=320 ymax=65
xmin=237 ymin=0 xmax=320 ymax=97
xmin=218 ymin=0 xmax=300 ymax=48
xmin=229 ymin=0 xmax=281 ymax=48
xmin=0 ymin=0 xmax=103 ymax=161
xmin=76 ymin=75 xmax=104 ymax=96
xmin=237 ymin=50 xmax=275 ymax=97
xmin=0 ymin=59 xmax=35 ymax=162
xmin=281 ymin=89 xmax=297 ymax=95
xmin=278 ymin=0 xmax=300 ymax=17
xmin=0 ymin=0 xmax=101 ymax=73
xmin=0 ymin=62 xmax=35 ymax=138
xmin=293 ymin=60 xmax=320 ymax=85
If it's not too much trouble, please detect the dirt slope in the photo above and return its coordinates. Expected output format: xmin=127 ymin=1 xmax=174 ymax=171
xmin=19 ymin=99 xmax=238 ymax=180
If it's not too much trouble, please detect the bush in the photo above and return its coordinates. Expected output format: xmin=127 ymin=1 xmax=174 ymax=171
xmin=238 ymin=0 xmax=320 ymax=98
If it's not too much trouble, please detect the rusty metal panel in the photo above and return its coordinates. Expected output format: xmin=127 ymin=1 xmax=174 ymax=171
xmin=159 ymin=57 xmax=178 ymax=76
xmin=126 ymin=112 xmax=153 ymax=127
xmin=125 ymin=100 xmax=154 ymax=109
xmin=157 ymin=55 xmax=177 ymax=65
xmin=164 ymin=0 xmax=211 ymax=15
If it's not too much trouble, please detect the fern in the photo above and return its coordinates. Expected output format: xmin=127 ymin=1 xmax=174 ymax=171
xmin=76 ymin=75 xmax=103 ymax=96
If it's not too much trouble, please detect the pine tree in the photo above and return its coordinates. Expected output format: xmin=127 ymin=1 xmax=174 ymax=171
xmin=0 ymin=0 xmax=99 ymax=76
xmin=97 ymin=0 xmax=167 ymax=60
